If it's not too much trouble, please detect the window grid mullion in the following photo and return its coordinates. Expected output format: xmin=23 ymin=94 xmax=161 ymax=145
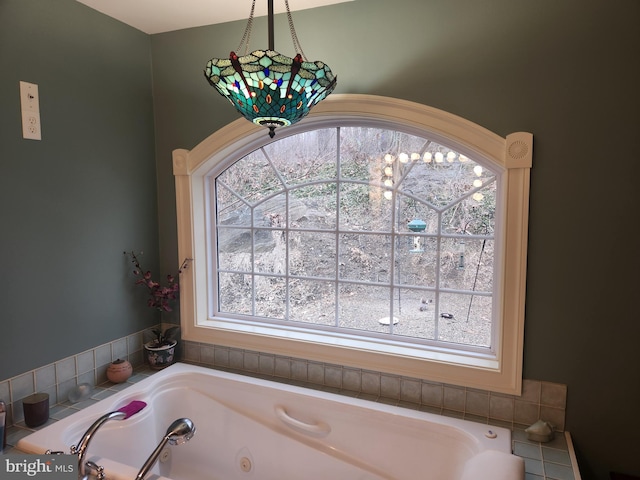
xmin=434 ymin=210 xmax=443 ymax=342
xmin=334 ymin=127 xmax=341 ymax=328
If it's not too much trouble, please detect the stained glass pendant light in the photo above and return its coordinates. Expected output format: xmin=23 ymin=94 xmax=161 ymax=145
xmin=204 ymin=0 xmax=337 ymax=138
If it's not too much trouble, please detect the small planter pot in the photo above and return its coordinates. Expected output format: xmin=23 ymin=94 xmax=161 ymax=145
xmin=107 ymin=359 xmax=133 ymax=383
xmin=144 ymin=340 xmax=177 ymax=370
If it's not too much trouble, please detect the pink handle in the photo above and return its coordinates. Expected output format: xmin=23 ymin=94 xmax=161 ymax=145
xmin=117 ymin=400 xmax=147 ymax=419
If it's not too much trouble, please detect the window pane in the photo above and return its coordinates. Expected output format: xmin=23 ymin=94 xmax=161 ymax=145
xmin=441 ymin=238 xmax=493 ymax=292
xmin=217 ymin=228 xmax=252 ymax=270
xmin=410 ymin=149 xmax=495 ymax=209
xmin=218 ymin=272 xmax=252 ymax=315
xmin=437 ymin=292 xmax=492 ymax=347
xmin=339 ymin=183 xmax=393 ymax=231
xmin=397 ymin=195 xmax=439 ymax=235
xmin=395 ymin=235 xmax=438 ymax=288
xmin=290 ymin=279 xmax=336 ymax=326
xmin=258 ymin=193 xmax=288 ymax=228
xmin=290 ymin=231 xmax=336 ymax=278
xmin=441 ymin=185 xmax=496 ymax=235
xmin=339 ymin=233 xmax=392 ymax=283
xmin=216 ymin=149 xmax=281 ymax=204
xmin=254 ymin=229 xmax=286 ymax=274
xmin=392 ymin=287 xmax=437 ymax=340
xmin=338 ymin=284 xmax=393 ymax=333
xmin=263 ymin=129 xmax=337 ymax=186
xmin=215 ymin=182 xmax=251 ymax=226
xmin=290 ymin=184 xmax=337 ymax=230
xmin=255 ymin=276 xmax=286 ymax=319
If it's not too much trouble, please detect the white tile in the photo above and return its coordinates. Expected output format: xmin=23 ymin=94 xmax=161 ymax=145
xmin=11 ymin=372 xmax=35 ymax=401
xmin=55 ymin=357 xmax=76 ymax=383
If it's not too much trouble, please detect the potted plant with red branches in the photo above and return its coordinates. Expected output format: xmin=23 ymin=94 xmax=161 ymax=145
xmin=125 ymin=251 xmax=191 ymax=369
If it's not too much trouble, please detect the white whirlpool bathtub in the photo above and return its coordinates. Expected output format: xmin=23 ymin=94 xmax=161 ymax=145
xmin=18 ymin=363 xmax=524 ymax=480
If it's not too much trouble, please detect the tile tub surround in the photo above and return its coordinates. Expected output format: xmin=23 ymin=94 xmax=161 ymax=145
xmin=1 ymin=332 xmax=566 ymax=430
xmin=1 ymin=330 xmax=575 ymax=479
xmin=2 ymin=365 xmax=156 ymax=455
xmin=181 ymin=339 xmax=568 ymax=432
xmin=0 ymin=327 xmax=154 ymax=428
xmin=513 ymin=429 xmax=581 ymax=480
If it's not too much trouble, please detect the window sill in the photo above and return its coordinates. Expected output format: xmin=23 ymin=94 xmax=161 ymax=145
xmin=184 ymin=317 xmax=519 ymax=394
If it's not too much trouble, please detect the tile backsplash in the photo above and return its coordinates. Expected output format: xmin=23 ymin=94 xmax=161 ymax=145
xmin=0 ymin=328 xmax=149 ymax=428
xmin=0 ymin=327 xmax=567 ymax=433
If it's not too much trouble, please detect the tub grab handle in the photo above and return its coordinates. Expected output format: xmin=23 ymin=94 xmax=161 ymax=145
xmin=274 ymin=406 xmax=331 ymax=436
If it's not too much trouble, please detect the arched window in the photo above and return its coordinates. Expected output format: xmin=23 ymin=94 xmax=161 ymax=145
xmin=174 ymin=95 xmax=532 ymax=394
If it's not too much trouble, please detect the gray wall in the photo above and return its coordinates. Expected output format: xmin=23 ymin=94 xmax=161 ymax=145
xmin=1 ymin=0 xmax=638 ymax=478
xmin=0 ymin=0 xmax=158 ymax=377
xmin=150 ymin=1 xmax=639 ymax=479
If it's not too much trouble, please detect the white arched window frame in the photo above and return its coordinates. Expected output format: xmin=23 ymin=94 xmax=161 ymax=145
xmin=173 ymin=94 xmax=532 ymax=395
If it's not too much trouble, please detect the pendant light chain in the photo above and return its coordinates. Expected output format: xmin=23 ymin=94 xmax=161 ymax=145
xmin=237 ymin=1 xmax=307 ymax=59
xmin=236 ymin=0 xmax=257 ymax=55
xmin=284 ymin=0 xmax=308 ymax=61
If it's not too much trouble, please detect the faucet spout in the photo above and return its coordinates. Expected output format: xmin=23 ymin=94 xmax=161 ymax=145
xmin=73 ymin=411 xmax=126 ymax=480
xmin=71 ymin=400 xmax=146 ymax=480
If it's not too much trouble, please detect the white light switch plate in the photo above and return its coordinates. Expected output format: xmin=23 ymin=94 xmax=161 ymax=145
xmin=20 ymin=81 xmax=42 ymax=140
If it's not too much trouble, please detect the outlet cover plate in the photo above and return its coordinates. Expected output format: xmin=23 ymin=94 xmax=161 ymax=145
xmin=20 ymin=81 xmax=41 ymax=140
